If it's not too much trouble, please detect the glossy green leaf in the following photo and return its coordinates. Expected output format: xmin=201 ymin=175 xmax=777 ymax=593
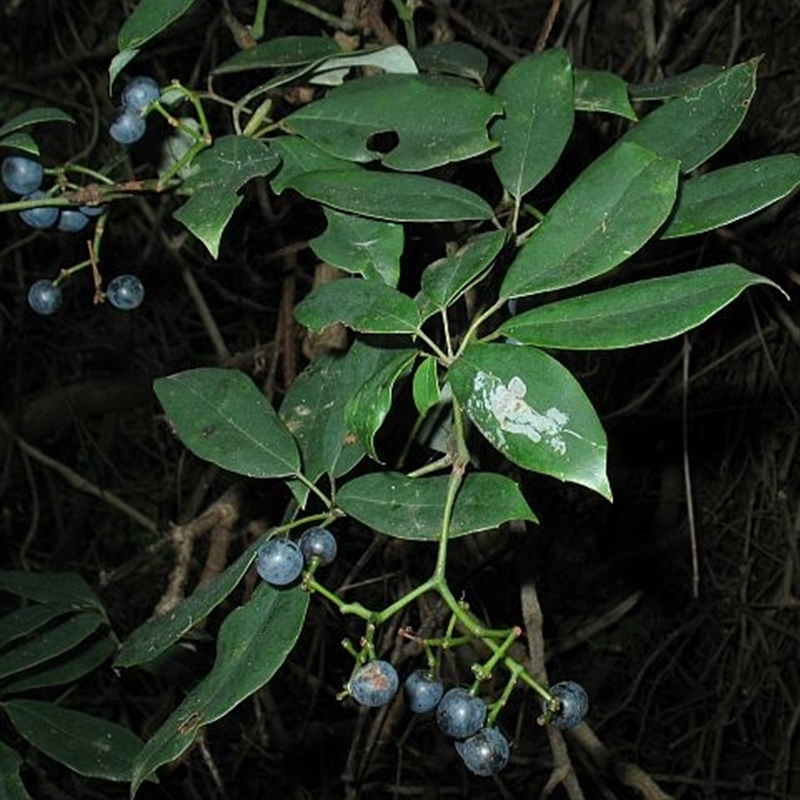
xmin=311 ymin=208 xmax=404 ymax=286
xmin=108 ymin=48 xmax=140 ymax=89
xmin=0 ymin=571 xmax=104 ymax=613
xmin=173 ymin=136 xmax=280 ymax=258
xmin=309 ymin=45 xmax=418 ymax=86
xmin=628 ymin=65 xmax=725 ymax=101
xmin=413 ymin=42 xmax=488 ymax=83
xmin=492 ymin=49 xmax=574 ymax=200
xmin=3 ymin=699 xmax=144 ymax=782
xmin=0 ymin=108 xmax=74 ymax=139
xmin=0 ymin=604 xmax=69 ymax=650
xmin=420 ymin=229 xmax=507 ymax=312
xmin=115 ymin=542 xmax=260 ymax=668
xmin=0 ymin=612 xmax=103 ymax=682
xmin=2 ymin=636 xmax=115 ymax=694
xmin=337 ymin=471 xmax=537 ymax=539
xmin=501 ymin=142 xmax=679 ymax=299
xmin=574 ymin=69 xmax=636 ymax=119
xmin=0 ymin=739 xmax=30 ymax=800
xmin=0 ymin=132 xmax=40 ymax=155
xmin=412 ymin=357 xmax=440 ymax=417
xmin=280 ymin=338 xmax=401 ymax=494
xmin=287 ymin=169 xmax=493 ymax=222
xmin=153 ymin=368 xmax=300 ymax=478
xmin=622 ymin=58 xmax=759 ymax=172
xmin=449 ymin=344 xmax=610 ymax=498
xmin=294 ymin=278 xmax=421 ymax=334
xmin=662 ymin=154 xmax=800 ymax=238
xmin=500 ymin=264 xmax=778 ymax=349
xmin=118 ymin=0 xmax=198 ymax=50
xmin=285 ymin=73 xmax=500 ymax=171
xmin=269 ymin=137 xmax=357 ymax=195
xmin=130 ymin=584 xmax=308 ymax=795
xmin=213 ymin=36 xmax=343 ymax=74
xmin=346 ymin=349 xmax=418 ymax=459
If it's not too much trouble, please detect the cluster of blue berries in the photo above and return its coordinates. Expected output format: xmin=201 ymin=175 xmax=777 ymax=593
xmin=24 ymin=274 xmax=145 ymax=316
xmin=255 ymin=526 xmax=338 ymax=586
xmin=347 ymin=661 xmax=588 ymax=776
xmin=109 ymin=76 xmax=161 ymax=145
xmin=2 ymin=155 xmax=105 ymax=233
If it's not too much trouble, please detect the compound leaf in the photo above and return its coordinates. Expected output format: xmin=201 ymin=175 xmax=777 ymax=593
xmin=154 ymin=368 xmax=300 ymax=478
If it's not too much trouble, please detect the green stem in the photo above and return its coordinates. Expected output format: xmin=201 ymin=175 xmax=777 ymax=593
xmin=388 ymin=0 xmax=417 ymax=48
xmin=278 ymin=0 xmax=355 ymax=31
xmin=251 ymin=0 xmax=269 ymax=40
xmin=415 ymin=327 xmax=450 ymax=364
xmin=453 ymin=297 xmax=507 ymax=360
xmin=293 ymin=472 xmax=333 ymax=509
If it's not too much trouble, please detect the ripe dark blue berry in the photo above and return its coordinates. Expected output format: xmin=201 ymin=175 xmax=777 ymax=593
xmin=2 ymin=156 xmax=43 ymax=195
xmin=79 ymin=204 xmax=106 ymax=217
xmin=121 ymin=76 xmax=160 ymax=112
xmin=18 ymin=190 xmax=58 ymax=229
xmin=255 ymin=539 xmax=304 ymax=586
xmin=544 ymin=681 xmax=589 ymax=729
xmin=109 ymin=107 xmax=146 ymax=145
xmin=106 ymin=274 xmax=145 ymax=310
xmin=27 ymin=279 xmax=63 ymax=315
xmin=349 ymin=660 xmax=399 ymax=707
xmin=298 ymin=526 xmax=337 ymax=566
xmin=436 ymin=687 xmax=486 ymax=739
xmin=455 ymin=727 xmax=510 ymax=776
xmin=404 ymin=669 xmax=443 ymax=714
xmin=57 ymin=208 xmax=90 ymax=233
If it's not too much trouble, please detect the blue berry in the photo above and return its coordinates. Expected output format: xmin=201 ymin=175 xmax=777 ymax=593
xmin=57 ymin=208 xmax=90 ymax=233
xmin=436 ymin=687 xmax=486 ymax=739
xmin=27 ymin=279 xmax=63 ymax=315
xmin=349 ymin=660 xmax=399 ymax=707
xmin=121 ymin=76 xmax=160 ymax=112
xmin=18 ymin=190 xmax=58 ymax=229
xmin=109 ymin=107 xmax=146 ymax=145
xmin=79 ymin=204 xmax=106 ymax=217
xmin=405 ymin=669 xmax=443 ymax=713
xmin=455 ymin=727 xmax=510 ymax=776
xmin=544 ymin=681 xmax=589 ymax=729
xmin=298 ymin=526 xmax=337 ymax=566
xmin=106 ymin=274 xmax=145 ymax=310
xmin=2 ymin=156 xmax=43 ymax=195
xmin=255 ymin=539 xmax=304 ymax=586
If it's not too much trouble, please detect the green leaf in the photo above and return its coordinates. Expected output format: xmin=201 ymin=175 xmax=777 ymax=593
xmin=0 ymin=571 xmax=104 ymax=613
xmin=448 ymin=344 xmax=610 ymax=498
xmin=3 ymin=699 xmax=144 ymax=782
xmin=0 ymin=132 xmax=40 ymax=156
xmin=309 ymin=45 xmax=418 ymax=86
xmin=622 ymin=58 xmax=759 ymax=172
xmin=337 ymin=471 xmax=537 ymax=540
xmin=294 ymin=278 xmax=421 ymax=334
xmin=287 ymin=169 xmax=493 ymax=222
xmin=574 ymin=69 xmax=636 ymax=119
xmin=500 ymin=141 xmax=679 ymax=299
xmin=114 ymin=542 xmax=259 ymax=668
xmin=413 ymin=42 xmax=488 ymax=84
xmin=0 ymin=108 xmax=74 ymax=140
xmin=420 ymin=229 xmax=507 ymax=312
xmin=280 ymin=339 xmax=403 ymax=494
xmin=118 ymin=0 xmax=198 ymax=50
xmin=154 ymin=368 xmax=300 ymax=478
xmin=0 ymin=612 xmax=103 ymax=682
xmin=108 ymin=48 xmax=140 ymax=90
xmin=130 ymin=584 xmax=308 ymax=795
xmin=0 ymin=604 xmax=70 ymax=650
xmin=311 ymin=208 xmax=404 ymax=286
xmin=173 ymin=136 xmax=280 ymax=258
xmin=285 ymin=74 xmax=500 ymax=171
xmin=0 ymin=739 xmax=30 ymax=800
xmin=412 ymin=357 xmax=440 ymax=417
xmin=269 ymin=137 xmax=357 ymax=195
xmin=500 ymin=264 xmax=779 ymax=349
xmin=628 ymin=65 xmax=725 ymax=101
xmin=213 ymin=36 xmax=343 ymax=74
xmin=346 ymin=348 xmax=418 ymax=459
xmin=491 ymin=49 xmax=574 ymax=200
xmin=2 ymin=636 xmax=115 ymax=694
xmin=662 ymin=154 xmax=800 ymax=238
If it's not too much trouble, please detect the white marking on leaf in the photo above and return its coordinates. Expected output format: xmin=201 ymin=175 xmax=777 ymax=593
xmin=473 ymin=371 xmax=569 ymax=455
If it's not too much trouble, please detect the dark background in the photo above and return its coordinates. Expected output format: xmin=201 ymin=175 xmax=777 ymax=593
xmin=1 ymin=1 xmax=799 ymax=798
